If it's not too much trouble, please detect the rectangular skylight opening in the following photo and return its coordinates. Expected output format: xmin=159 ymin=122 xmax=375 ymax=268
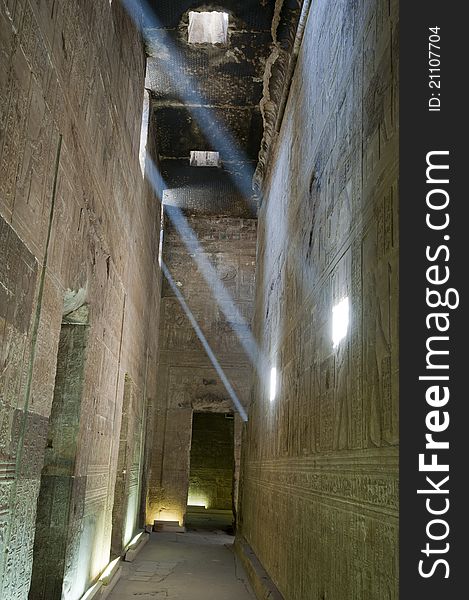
xmin=190 ymin=150 xmax=220 ymax=167
xmin=188 ymin=11 xmax=228 ymax=44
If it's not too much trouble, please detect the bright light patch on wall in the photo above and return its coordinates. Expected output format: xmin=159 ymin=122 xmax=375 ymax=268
xmin=139 ymin=90 xmax=150 ymax=176
xmin=123 ymin=493 xmax=138 ymax=548
xmin=188 ymin=11 xmax=228 ymax=44
xmin=88 ymin=509 xmax=108 ymax=587
xmin=127 ymin=532 xmax=143 ymax=549
xmin=80 ymin=582 xmax=100 ymax=600
xmin=332 ymin=297 xmax=349 ymax=348
xmin=158 ymin=207 xmax=164 ymax=266
xmin=158 ymin=509 xmax=183 ymax=526
xmin=99 ymin=557 xmax=120 ymax=584
xmin=190 ymin=150 xmax=220 ymax=167
xmin=187 ymin=494 xmax=207 ymax=508
xmin=269 ymin=367 xmax=277 ymax=402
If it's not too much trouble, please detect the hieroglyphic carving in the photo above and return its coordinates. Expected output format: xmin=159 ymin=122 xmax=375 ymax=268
xmin=1 ymin=0 xmax=159 ymax=596
xmin=162 ymin=298 xmax=200 ymax=352
xmin=318 ymin=355 xmax=335 ymax=452
xmin=246 ymin=450 xmax=398 ymax=513
xmin=254 ymin=1 xmax=308 ymax=195
xmin=362 ymin=217 xmax=398 ymax=447
xmin=111 ymin=374 xmax=144 ymax=556
xmin=240 ymin=1 xmax=399 ymax=598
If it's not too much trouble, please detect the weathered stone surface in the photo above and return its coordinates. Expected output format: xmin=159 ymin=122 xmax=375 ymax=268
xmin=0 ymin=1 xmax=161 ymax=598
xmin=239 ymin=0 xmax=399 ymax=598
xmin=147 ymin=213 xmax=256 ymax=526
xmin=111 ymin=374 xmax=145 ymax=558
xmin=1 ymin=1 xmax=399 ymax=598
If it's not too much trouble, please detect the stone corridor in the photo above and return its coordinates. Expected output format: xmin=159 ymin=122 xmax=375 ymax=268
xmin=0 ymin=0 xmax=399 ymax=598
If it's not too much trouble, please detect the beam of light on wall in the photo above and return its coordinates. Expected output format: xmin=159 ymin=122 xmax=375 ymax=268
xmin=162 ymin=261 xmax=248 ymax=422
xmin=87 ymin=509 xmax=109 ymax=592
xmin=98 ymin=557 xmax=120 ymax=583
xmin=332 ymin=297 xmax=349 ymax=348
xmin=123 ymin=492 xmax=138 ymax=548
xmin=118 ymin=2 xmax=268 ymax=369
xmin=126 ymin=531 xmax=143 ymax=549
xmin=146 ymin=157 xmax=166 ymax=197
xmin=66 ymin=517 xmax=97 ymax=600
xmin=164 ymin=205 xmax=259 ymax=366
xmin=146 ymin=156 xmax=266 ymax=377
xmin=79 ymin=582 xmax=100 ymax=600
xmin=119 ymin=0 xmax=257 ymax=211
xmin=76 ymin=557 xmax=120 ymax=600
xmin=269 ymin=367 xmax=277 ymax=402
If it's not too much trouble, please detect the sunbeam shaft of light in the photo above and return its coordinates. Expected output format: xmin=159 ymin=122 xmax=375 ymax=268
xmin=165 ymin=206 xmax=258 ymax=362
xmin=119 ymin=0 xmax=257 ymax=209
xmin=162 ymin=261 xmax=248 ymax=422
xmin=146 ymin=155 xmax=266 ymax=376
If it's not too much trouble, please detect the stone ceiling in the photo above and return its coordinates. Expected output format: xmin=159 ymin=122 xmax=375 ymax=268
xmin=143 ymin=1 xmax=306 ymax=217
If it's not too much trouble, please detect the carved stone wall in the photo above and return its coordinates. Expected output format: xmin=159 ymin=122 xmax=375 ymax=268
xmin=0 ymin=1 xmax=161 ymax=598
xmin=147 ymin=212 xmax=256 ymax=526
xmin=29 ymin=320 xmax=89 ymax=600
xmin=111 ymin=374 xmax=145 ymax=558
xmin=239 ymin=0 xmax=399 ymax=598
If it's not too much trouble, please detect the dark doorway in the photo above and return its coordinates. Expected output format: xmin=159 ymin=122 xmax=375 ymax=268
xmin=186 ymin=412 xmax=234 ymax=530
xmin=29 ymin=314 xmax=88 ymax=599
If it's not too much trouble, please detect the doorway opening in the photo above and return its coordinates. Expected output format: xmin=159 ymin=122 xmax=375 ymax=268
xmin=186 ymin=412 xmax=234 ymax=531
xmin=29 ymin=303 xmax=88 ymax=600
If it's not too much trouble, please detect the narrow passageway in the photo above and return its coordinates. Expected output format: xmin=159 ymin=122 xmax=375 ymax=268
xmin=0 ymin=1 xmax=399 ymax=598
xmin=108 ymin=530 xmax=255 ymax=600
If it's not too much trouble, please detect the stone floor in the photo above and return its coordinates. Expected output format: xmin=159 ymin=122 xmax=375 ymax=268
xmin=107 ymin=530 xmax=255 ymax=600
